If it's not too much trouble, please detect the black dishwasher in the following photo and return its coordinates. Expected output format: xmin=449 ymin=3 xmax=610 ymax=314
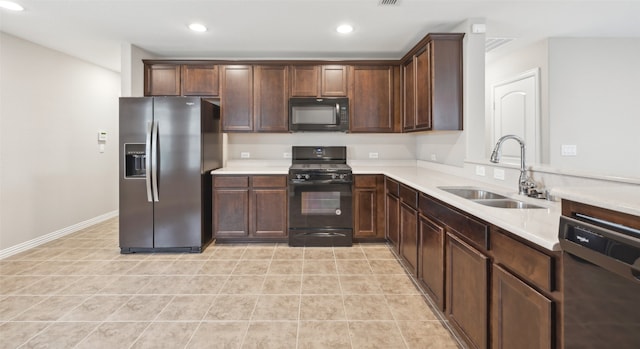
xmin=559 ymin=213 xmax=640 ymax=349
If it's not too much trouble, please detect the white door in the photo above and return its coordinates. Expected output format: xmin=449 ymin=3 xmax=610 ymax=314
xmin=491 ymin=69 xmax=540 ymax=165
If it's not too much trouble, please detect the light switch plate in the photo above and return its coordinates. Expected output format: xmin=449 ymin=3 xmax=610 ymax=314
xmin=475 ymin=165 xmax=486 ymax=176
xmin=369 ymin=152 xmax=379 ymax=159
xmin=493 ymin=168 xmax=505 ymax=180
xmin=561 ymin=144 xmax=577 ymax=156
xmin=240 ymin=152 xmax=250 ymax=159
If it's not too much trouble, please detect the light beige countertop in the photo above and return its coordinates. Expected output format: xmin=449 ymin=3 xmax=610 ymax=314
xmin=213 ymin=163 xmax=563 ymax=251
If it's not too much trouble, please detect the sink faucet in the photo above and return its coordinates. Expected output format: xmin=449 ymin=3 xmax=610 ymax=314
xmin=490 ymin=135 xmax=539 ymax=196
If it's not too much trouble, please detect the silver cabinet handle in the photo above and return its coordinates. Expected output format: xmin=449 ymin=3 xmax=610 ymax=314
xmin=151 ymin=120 xmax=159 ymax=202
xmin=145 ymin=121 xmax=153 ymax=202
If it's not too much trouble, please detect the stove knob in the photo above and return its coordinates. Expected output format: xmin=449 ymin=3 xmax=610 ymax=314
xmin=305 ymin=174 xmax=310 ymax=180
xmin=296 ymin=174 xmax=302 ymax=180
xmin=339 ymin=174 xmax=346 ymax=180
xmin=331 ymin=173 xmax=338 ymax=180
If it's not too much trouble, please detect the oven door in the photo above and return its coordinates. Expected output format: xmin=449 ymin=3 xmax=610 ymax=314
xmin=289 ymin=181 xmax=353 ymax=229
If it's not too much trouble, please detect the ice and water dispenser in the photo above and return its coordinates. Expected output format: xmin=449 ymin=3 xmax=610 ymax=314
xmin=124 ymin=144 xmax=146 ymax=178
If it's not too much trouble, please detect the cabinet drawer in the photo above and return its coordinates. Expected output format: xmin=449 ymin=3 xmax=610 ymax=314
xmin=252 ymin=175 xmax=287 ymax=188
xmin=420 ymin=194 xmax=488 ymax=250
xmin=399 ymin=184 xmax=418 ymax=209
xmin=214 ymin=176 xmax=249 ymax=188
xmin=355 ymin=175 xmax=378 ymax=188
xmin=491 ymin=230 xmax=554 ymax=292
xmin=385 ymin=177 xmax=399 ymax=196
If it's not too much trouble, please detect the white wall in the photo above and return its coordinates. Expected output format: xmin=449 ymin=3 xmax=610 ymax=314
xmin=227 ymin=133 xmax=416 ymax=161
xmin=548 ymin=38 xmax=640 ymax=178
xmin=415 ymin=19 xmax=486 ymax=167
xmin=0 ymin=33 xmax=120 ymax=250
xmin=121 ymin=43 xmax=156 ymax=97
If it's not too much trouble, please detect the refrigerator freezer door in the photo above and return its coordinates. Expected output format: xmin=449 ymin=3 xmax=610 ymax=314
xmin=152 ymin=97 xmax=203 ymax=248
xmin=119 ymin=98 xmax=154 ymax=249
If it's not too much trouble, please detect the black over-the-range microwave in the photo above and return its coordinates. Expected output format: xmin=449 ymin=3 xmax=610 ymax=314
xmin=289 ymin=97 xmax=349 ymax=132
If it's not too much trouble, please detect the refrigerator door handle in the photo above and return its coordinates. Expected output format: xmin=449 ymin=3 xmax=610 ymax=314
xmin=145 ymin=120 xmax=153 ymax=202
xmin=151 ymin=120 xmax=159 ymax=202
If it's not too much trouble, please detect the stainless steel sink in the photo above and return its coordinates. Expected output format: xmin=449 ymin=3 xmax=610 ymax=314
xmin=438 ymin=186 xmax=545 ymax=209
xmin=472 ymin=199 xmax=545 ymax=209
xmin=438 ymin=186 xmax=508 ymax=200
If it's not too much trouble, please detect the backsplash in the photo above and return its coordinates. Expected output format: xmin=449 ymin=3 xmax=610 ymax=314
xmin=226 ymin=133 xmax=417 ymax=161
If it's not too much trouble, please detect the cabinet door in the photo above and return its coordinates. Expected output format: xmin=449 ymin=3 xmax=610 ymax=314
xmin=221 ymin=65 xmax=253 ymax=132
xmin=181 ymin=64 xmax=219 ymax=96
xmin=446 ymin=232 xmax=488 ymax=349
xmin=290 ymin=65 xmax=319 ymax=97
xmin=400 ymin=202 xmax=418 ymax=274
xmin=492 ymin=264 xmax=552 ymax=349
xmin=419 ymin=215 xmax=445 ymax=311
xmin=213 ymin=189 xmax=249 ymax=238
xmin=386 ymin=193 xmax=400 ymax=250
xmin=430 ymin=36 xmax=463 ymax=130
xmin=144 ymin=64 xmax=180 ymax=96
xmin=414 ymin=47 xmax=432 ymax=130
xmin=353 ymin=175 xmax=385 ymax=239
xmin=321 ymin=65 xmax=347 ymax=97
xmin=252 ymin=188 xmax=288 ymax=238
xmin=402 ymin=58 xmax=416 ymax=131
xmin=254 ymin=65 xmax=289 ymax=132
xmin=349 ymin=66 xmax=398 ymax=133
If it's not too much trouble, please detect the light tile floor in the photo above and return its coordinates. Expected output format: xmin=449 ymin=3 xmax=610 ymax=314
xmin=0 ymin=217 xmax=463 ymax=349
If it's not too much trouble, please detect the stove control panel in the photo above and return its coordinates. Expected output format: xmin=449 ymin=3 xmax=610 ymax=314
xmin=289 ymin=172 xmax=352 ymax=184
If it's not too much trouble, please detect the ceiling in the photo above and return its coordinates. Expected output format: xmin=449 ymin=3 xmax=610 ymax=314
xmin=1 ymin=0 xmax=640 ymax=72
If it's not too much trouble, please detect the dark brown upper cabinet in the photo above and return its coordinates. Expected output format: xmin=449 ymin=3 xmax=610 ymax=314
xmin=401 ymin=33 xmax=464 ymax=132
xmin=220 ymin=65 xmax=253 ymax=132
xmin=144 ymin=62 xmax=219 ymax=96
xmin=253 ymin=65 xmax=289 ymax=132
xmin=349 ymin=65 xmax=400 ymax=133
xmin=290 ymin=65 xmax=347 ymax=97
xmin=181 ymin=64 xmax=219 ymax=96
xmin=144 ymin=63 xmax=181 ymax=96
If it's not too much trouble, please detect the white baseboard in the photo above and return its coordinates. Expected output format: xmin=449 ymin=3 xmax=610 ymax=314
xmin=0 ymin=210 xmax=119 ymax=260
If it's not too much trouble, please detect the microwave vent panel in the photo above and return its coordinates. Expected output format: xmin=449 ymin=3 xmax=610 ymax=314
xmin=378 ymin=0 xmax=400 ymax=6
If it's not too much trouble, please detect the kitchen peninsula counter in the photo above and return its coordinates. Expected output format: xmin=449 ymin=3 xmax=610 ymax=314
xmin=213 ymin=162 xmax=563 ymax=251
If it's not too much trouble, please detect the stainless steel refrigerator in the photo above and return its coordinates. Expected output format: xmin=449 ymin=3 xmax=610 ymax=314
xmin=119 ymin=97 xmax=222 ymax=253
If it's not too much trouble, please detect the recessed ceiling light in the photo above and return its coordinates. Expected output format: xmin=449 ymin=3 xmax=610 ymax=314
xmin=336 ymin=24 xmax=354 ymax=34
xmin=188 ymin=23 xmax=207 ymax=33
xmin=0 ymin=1 xmax=24 ymax=11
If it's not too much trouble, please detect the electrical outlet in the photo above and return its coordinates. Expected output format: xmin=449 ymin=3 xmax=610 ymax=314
xmin=475 ymin=165 xmax=486 ymax=176
xmin=283 ymin=152 xmax=291 ymax=158
xmin=430 ymin=154 xmax=437 ymax=161
xmin=369 ymin=152 xmax=379 ymax=159
xmin=561 ymin=144 xmax=577 ymax=156
xmin=240 ymin=152 xmax=250 ymax=159
xmin=493 ymin=168 xmax=505 ymax=180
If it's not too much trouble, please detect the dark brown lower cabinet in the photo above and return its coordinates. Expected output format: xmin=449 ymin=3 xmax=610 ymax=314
xmin=492 ymin=264 xmax=552 ymax=349
xmin=252 ymin=188 xmax=287 ymax=238
xmin=446 ymin=232 xmax=488 ymax=349
xmin=418 ymin=214 xmax=445 ymax=311
xmin=213 ymin=175 xmax=287 ymax=242
xmin=353 ymin=175 xmax=385 ymax=241
xmin=399 ymin=184 xmax=419 ymax=274
xmin=400 ymin=201 xmax=418 ymax=274
xmin=385 ymin=178 xmax=400 ymax=251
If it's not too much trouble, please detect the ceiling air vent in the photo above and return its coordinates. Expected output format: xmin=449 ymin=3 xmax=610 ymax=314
xmin=485 ymin=37 xmax=514 ymax=53
xmin=378 ymin=0 xmax=400 ymax=6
